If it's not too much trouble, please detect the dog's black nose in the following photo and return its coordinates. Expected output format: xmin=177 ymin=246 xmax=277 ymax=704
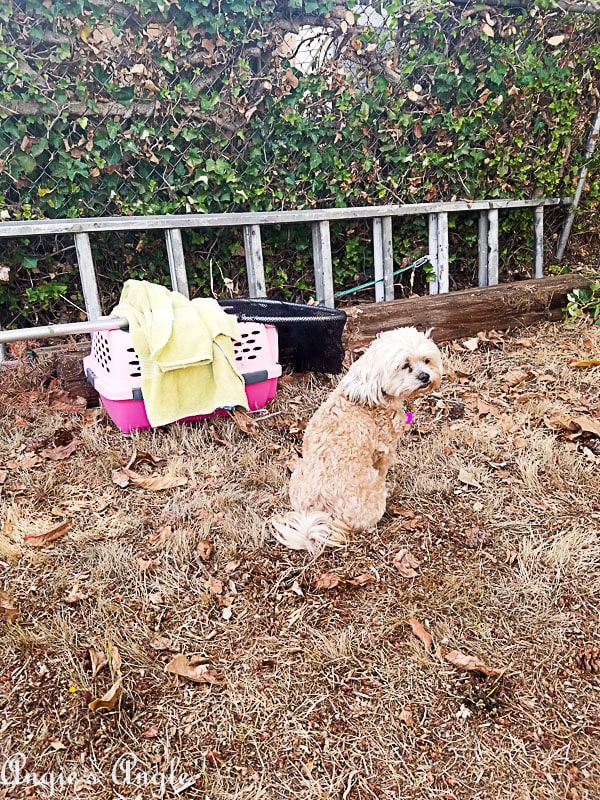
xmin=418 ymin=372 xmax=430 ymax=384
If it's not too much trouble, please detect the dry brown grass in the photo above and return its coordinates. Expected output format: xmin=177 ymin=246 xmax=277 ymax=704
xmin=1 ymin=320 xmax=599 ymax=800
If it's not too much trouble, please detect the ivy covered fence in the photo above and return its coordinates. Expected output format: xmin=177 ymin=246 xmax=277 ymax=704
xmin=0 ymin=0 xmax=598 ymax=327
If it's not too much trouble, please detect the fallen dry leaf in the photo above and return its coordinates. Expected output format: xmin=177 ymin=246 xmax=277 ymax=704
xmin=570 ymin=358 xmax=600 ymax=368
xmin=125 ymin=449 xmax=166 ymax=469
xmin=409 ymin=617 xmax=434 ymax=653
xmin=348 ymin=573 xmax=376 ymax=587
xmin=544 ymin=411 xmax=579 ymax=432
xmin=313 ymin=572 xmax=343 ymax=590
xmin=571 ymin=415 xmax=600 ymax=438
xmin=463 ymin=527 xmax=492 ymax=548
xmin=111 ymin=468 xmax=131 ymax=488
xmin=476 ymin=397 xmax=502 ymax=417
xmin=149 ymin=634 xmax=174 ymax=651
xmin=64 ymin=582 xmax=87 ymax=604
xmin=229 ymin=408 xmax=259 ymax=435
xmin=149 ymin=525 xmax=173 ymax=544
xmin=6 ymin=454 xmax=41 ymax=470
xmin=389 ymin=506 xmax=416 ymax=519
xmin=165 ymin=654 xmax=224 ymax=685
xmin=482 ymin=329 xmax=505 ymax=345
xmin=544 ymin=412 xmax=600 ymax=438
xmin=136 ymin=557 xmax=159 ymax=572
xmin=0 ymin=588 xmax=19 ymax=622
xmin=112 ymin=467 xmax=187 ymax=491
xmin=209 ymin=425 xmax=232 ymax=448
xmin=24 ymin=520 xmax=71 ymax=547
xmin=129 ymin=472 xmax=188 ymax=491
xmin=398 ymin=704 xmax=414 ymax=727
xmin=502 ymin=367 xmax=533 ymax=388
xmin=205 ymin=577 xmax=224 ymax=596
xmin=48 ymin=739 xmax=66 ymax=751
xmin=457 ymin=468 xmax=482 ymax=489
xmin=440 ymin=647 xmax=504 ymax=677
xmin=108 ymin=644 xmax=122 ymax=675
xmin=89 ymin=647 xmax=108 ymax=678
xmin=47 ymin=390 xmax=87 ymax=413
xmin=204 ymin=750 xmax=223 ymax=768
xmin=462 ymin=337 xmax=480 ymax=352
xmin=196 ymin=539 xmax=214 ymax=561
xmin=393 ymin=549 xmax=420 ymax=578
xmin=88 ymin=678 xmax=122 ymax=711
xmin=39 ymin=439 xmax=82 ymax=461
xmin=500 ymin=415 xmax=519 ymax=433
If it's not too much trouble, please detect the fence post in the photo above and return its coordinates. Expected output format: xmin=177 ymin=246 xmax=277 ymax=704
xmin=373 ymin=216 xmax=394 ymax=302
xmin=74 ymin=232 xmax=102 ymax=320
xmin=165 ymin=228 xmax=189 ymax=298
xmin=312 ymin=220 xmax=335 ymax=308
xmin=243 ymin=224 xmax=266 ymax=298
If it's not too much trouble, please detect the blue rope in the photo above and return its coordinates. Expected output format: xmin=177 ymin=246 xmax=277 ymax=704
xmin=333 ymin=255 xmax=432 ymax=299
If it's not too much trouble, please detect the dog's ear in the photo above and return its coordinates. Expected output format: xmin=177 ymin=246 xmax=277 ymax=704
xmin=338 ymin=347 xmax=385 ymax=406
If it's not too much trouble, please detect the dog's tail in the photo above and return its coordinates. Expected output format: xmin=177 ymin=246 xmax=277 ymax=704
xmin=271 ymin=511 xmax=349 ymax=555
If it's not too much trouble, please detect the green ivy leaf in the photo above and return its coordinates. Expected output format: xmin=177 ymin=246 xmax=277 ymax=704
xmin=9 ymin=152 xmax=36 ymax=176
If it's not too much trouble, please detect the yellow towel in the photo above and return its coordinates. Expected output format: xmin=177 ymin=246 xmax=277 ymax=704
xmin=113 ymin=280 xmax=248 ymax=427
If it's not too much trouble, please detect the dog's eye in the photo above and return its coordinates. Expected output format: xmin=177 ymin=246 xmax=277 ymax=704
xmin=424 ymin=358 xmax=430 ymax=365
xmin=401 ymin=362 xmax=410 ymax=370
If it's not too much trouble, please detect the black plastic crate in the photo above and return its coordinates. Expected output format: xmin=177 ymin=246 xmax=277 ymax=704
xmin=218 ymin=298 xmax=347 ymax=374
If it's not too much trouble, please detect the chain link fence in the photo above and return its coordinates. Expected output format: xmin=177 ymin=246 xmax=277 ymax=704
xmin=2 ymin=1 xmax=396 ymax=217
xmin=1 ymin=1 xmax=594 ymax=218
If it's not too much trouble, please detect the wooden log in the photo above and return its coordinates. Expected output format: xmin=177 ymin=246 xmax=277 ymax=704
xmin=20 ymin=341 xmax=98 ymax=405
xmin=55 ymin=349 xmax=99 ymax=405
xmin=341 ymin=273 xmax=592 ymax=349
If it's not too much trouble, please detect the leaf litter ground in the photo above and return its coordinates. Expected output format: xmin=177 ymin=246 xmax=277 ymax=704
xmin=0 ymin=319 xmax=599 ymax=800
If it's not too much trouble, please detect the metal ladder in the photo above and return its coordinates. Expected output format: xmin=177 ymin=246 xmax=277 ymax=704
xmin=0 ymin=197 xmax=569 ymax=358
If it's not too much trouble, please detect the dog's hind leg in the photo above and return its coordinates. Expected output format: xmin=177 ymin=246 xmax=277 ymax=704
xmin=373 ymin=444 xmax=394 ymax=477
